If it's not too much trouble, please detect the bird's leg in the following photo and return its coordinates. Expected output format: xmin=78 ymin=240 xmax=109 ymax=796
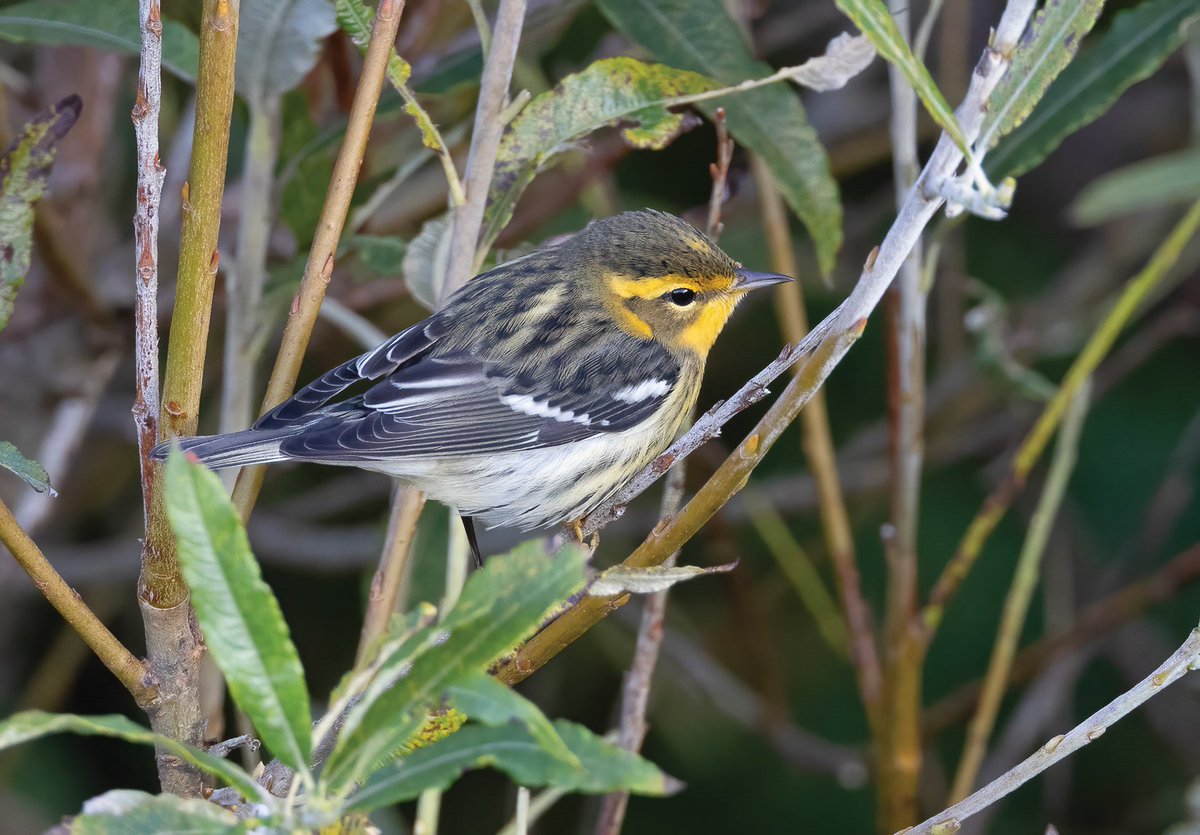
xmin=566 ymin=517 xmax=599 ymax=552
xmin=462 ymin=515 xmax=483 ymax=569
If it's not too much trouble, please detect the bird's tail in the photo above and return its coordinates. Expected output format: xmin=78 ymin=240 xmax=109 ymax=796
xmin=149 ymin=428 xmax=294 ymax=470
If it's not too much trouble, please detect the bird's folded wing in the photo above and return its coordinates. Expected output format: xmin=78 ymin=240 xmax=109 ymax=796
xmin=254 ymin=318 xmax=445 ymax=430
xmin=277 ymin=352 xmax=678 ymax=460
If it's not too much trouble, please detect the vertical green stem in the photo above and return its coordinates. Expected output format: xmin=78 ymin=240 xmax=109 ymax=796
xmin=949 ymin=381 xmax=1090 ymax=802
xmin=141 ymin=0 xmax=240 ymax=796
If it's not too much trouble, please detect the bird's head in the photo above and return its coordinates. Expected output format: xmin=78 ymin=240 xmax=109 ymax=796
xmin=573 ymin=210 xmax=792 ymax=358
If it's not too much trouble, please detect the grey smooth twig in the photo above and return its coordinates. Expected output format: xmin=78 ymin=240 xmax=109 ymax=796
xmin=439 ymin=0 xmax=527 ymax=302
xmin=907 ymin=626 xmax=1200 ymax=835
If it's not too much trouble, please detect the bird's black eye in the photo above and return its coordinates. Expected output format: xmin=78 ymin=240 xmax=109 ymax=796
xmin=668 ymin=288 xmax=697 ymax=306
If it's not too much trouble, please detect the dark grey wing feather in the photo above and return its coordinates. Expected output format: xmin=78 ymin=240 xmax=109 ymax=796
xmin=278 ymin=348 xmax=678 ymax=461
xmin=254 ymin=317 xmax=445 ymax=430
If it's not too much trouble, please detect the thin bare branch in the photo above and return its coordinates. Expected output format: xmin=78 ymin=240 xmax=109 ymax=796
xmin=356 ymin=486 xmax=426 ymax=665
xmin=139 ymin=0 xmax=239 ymax=796
xmin=230 ymin=0 xmax=407 ymax=521
xmin=908 ymin=626 xmax=1200 ymax=835
xmin=878 ymin=1 xmax=928 ymax=825
xmin=0 ymin=499 xmax=155 ymax=706
xmin=922 ymin=543 xmax=1200 ymax=738
xmin=440 ymin=0 xmax=526 ymax=301
xmin=919 ymin=199 xmax=1200 ymax=640
xmin=577 ymin=0 xmax=1039 ymax=543
xmin=132 ymin=0 xmax=165 ymax=522
xmin=950 ymin=381 xmax=1091 ymax=802
xmin=594 ymin=134 xmax=735 ymax=835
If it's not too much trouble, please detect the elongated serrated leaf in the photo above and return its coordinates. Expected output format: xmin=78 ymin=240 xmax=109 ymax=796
xmin=596 ymin=0 xmax=842 ymax=276
xmin=980 ymin=0 xmax=1103 ymax=149
xmin=589 ymin=561 xmax=737 ymax=596
xmin=236 ymin=0 xmax=337 ymax=102
xmin=0 ymin=711 xmax=266 ymax=803
xmin=347 ymin=720 xmax=675 ymax=812
xmin=989 ymin=0 xmax=1200 ymax=179
xmin=0 ymin=1 xmax=199 ymax=82
xmin=0 ymin=95 xmax=80 ymax=332
xmin=324 ymin=542 xmax=587 ymax=791
xmin=0 ymin=440 xmax=54 ymax=495
xmin=164 ymin=451 xmax=312 ymax=774
xmin=1069 ymin=148 xmax=1200 ymax=226
xmin=480 ymin=57 xmax=717 ymax=255
xmin=72 ymin=790 xmax=244 ymax=834
xmin=448 ymin=672 xmax=578 ymax=768
xmin=833 ymin=0 xmax=966 ymax=153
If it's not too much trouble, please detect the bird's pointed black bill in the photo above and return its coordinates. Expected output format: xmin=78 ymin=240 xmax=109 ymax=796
xmin=734 ymin=268 xmax=794 ymax=290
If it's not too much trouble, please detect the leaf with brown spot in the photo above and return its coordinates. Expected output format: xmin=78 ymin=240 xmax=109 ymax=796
xmin=0 ymin=95 xmax=81 ymax=333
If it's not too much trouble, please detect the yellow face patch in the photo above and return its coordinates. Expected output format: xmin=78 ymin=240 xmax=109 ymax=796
xmin=609 ymin=301 xmax=654 ymax=339
xmin=677 ymin=293 xmax=739 ymax=354
xmin=607 ymin=273 xmax=734 ymax=299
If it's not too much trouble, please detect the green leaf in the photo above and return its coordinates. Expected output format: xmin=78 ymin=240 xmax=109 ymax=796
xmin=833 ymin=0 xmax=967 ymax=153
xmin=278 ymin=90 xmax=335 ymax=249
xmin=589 ymin=561 xmax=737 ymax=596
xmin=347 ymin=720 xmax=676 ymax=812
xmin=236 ymin=0 xmax=337 ymax=102
xmin=0 ymin=94 xmax=80 ymax=333
xmin=0 ymin=440 xmax=54 ymax=495
xmin=164 ymin=450 xmax=312 ymax=775
xmin=0 ymin=1 xmax=200 ymax=82
xmin=71 ymin=790 xmax=245 ymax=834
xmin=0 ymin=711 xmax=266 ymax=803
xmin=448 ymin=672 xmax=579 ymax=768
xmin=595 ymin=0 xmax=842 ymax=276
xmin=324 ymin=542 xmax=588 ymax=792
xmin=1069 ymin=148 xmax=1200 ymax=226
xmin=989 ymin=0 xmax=1200 ymax=179
xmin=480 ymin=57 xmax=718 ymax=257
xmin=336 ymin=0 xmax=413 ymax=91
xmin=980 ymin=0 xmax=1104 ymax=149
xmin=341 ymin=234 xmax=409 ymax=275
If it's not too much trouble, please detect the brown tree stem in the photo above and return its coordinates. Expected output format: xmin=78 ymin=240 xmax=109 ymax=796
xmin=0 ymin=499 xmax=155 ymax=706
xmin=753 ymin=153 xmax=882 ymax=726
xmin=138 ymin=0 xmax=239 ymax=797
xmin=230 ymin=0 xmax=406 ymax=521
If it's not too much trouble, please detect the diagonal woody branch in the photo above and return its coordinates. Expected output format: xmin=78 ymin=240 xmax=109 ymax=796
xmin=506 ymin=0 xmax=1040 ymax=684
xmin=230 ymin=0 xmax=406 ymax=521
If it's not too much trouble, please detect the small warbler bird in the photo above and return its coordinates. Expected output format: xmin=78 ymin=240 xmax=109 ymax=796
xmin=152 ymin=210 xmax=789 ymax=556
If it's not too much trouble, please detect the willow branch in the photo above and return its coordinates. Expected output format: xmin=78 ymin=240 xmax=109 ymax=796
xmin=922 ymin=542 xmax=1200 ymax=737
xmin=440 ymin=0 xmax=526 ymax=301
xmin=504 ymin=0 xmax=1038 ymax=686
xmin=581 ymin=0 xmax=1036 ymax=542
xmin=146 ymin=0 xmax=239 ymax=607
xmin=918 ymin=199 xmax=1200 ymax=640
xmin=949 ymin=381 xmax=1090 ymax=803
xmin=230 ymin=0 xmax=406 ymax=521
xmin=595 ymin=138 xmax=733 ymax=835
xmin=136 ymin=0 xmax=239 ymax=797
xmin=126 ymin=5 xmax=159 ymax=515
xmin=907 ymin=626 xmax=1200 ymax=835
xmin=753 ymin=153 xmax=881 ymax=722
xmin=0 ymin=499 xmax=155 ymax=706
xmin=878 ymin=1 xmax=928 ymax=827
